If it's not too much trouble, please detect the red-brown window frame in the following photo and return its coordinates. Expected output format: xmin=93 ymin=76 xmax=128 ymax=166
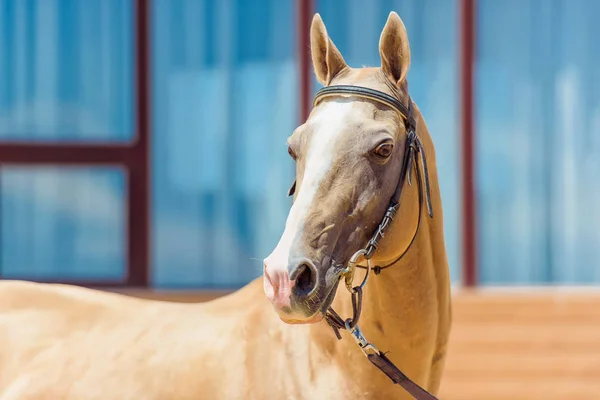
xmin=0 ymin=0 xmax=477 ymax=289
xmin=0 ymin=0 xmax=150 ymax=288
xmin=460 ymin=0 xmax=477 ymax=287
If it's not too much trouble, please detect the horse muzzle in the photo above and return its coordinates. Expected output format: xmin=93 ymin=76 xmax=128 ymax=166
xmin=263 ymin=257 xmax=340 ymax=323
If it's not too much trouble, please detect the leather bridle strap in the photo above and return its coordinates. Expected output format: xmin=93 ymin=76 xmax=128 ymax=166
xmin=314 ymin=85 xmax=433 ymax=271
xmin=325 ymin=307 xmax=439 ymax=400
xmin=313 ymin=85 xmax=417 ymax=129
xmin=357 ymin=132 xmax=431 ymax=274
xmin=368 ymin=352 xmax=440 ymax=400
xmin=314 ymin=85 xmax=439 ymax=400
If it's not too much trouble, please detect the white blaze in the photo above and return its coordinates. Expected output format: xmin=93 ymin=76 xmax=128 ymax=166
xmin=264 ymin=102 xmax=353 ymax=274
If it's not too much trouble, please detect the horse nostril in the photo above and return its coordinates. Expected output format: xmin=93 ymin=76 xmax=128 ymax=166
xmin=292 ymin=263 xmax=317 ymax=298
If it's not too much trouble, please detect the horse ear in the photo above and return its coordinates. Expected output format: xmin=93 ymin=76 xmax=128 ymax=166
xmin=378 ymin=12 xmax=411 ymax=86
xmin=310 ymin=13 xmax=347 ymax=86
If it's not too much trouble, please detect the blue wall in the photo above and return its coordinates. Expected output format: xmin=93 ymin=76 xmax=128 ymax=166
xmin=476 ymin=0 xmax=600 ymax=284
xmin=151 ymin=0 xmax=297 ymax=287
xmin=0 ymin=0 xmax=129 ymax=280
xmin=0 ymin=0 xmax=132 ymax=141
xmin=0 ymin=0 xmax=598 ymax=287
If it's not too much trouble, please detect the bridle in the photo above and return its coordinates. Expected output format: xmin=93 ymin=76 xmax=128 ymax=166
xmin=291 ymin=84 xmax=438 ymax=400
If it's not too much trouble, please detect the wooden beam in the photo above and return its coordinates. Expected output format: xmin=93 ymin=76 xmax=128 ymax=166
xmin=460 ymin=0 xmax=477 ymax=287
xmin=297 ymin=0 xmax=314 ymax=123
xmin=128 ymin=0 xmax=151 ymax=287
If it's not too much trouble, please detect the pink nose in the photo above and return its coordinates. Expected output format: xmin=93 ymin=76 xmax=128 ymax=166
xmin=263 ymin=265 xmax=295 ymax=310
xmin=263 ymin=259 xmax=319 ymax=313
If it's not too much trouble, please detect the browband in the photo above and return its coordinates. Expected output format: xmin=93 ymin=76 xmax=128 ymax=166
xmin=313 ymin=85 xmax=417 ymax=131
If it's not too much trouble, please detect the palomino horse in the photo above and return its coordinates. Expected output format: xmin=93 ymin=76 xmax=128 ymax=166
xmin=0 ymin=12 xmax=450 ymax=400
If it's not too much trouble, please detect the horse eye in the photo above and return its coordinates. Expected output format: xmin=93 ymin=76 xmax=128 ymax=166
xmin=288 ymin=146 xmax=297 ymax=160
xmin=374 ymin=142 xmax=393 ymax=158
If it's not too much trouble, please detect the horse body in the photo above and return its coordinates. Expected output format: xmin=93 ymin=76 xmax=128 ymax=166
xmin=0 ymin=12 xmax=451 ymax=400
xmin=0 ymin=268 xmax=447 ymax=399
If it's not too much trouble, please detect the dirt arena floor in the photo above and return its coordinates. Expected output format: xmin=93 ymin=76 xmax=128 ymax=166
xmin=120 ymin=287 xmax=600 ymax=400
xmin=438 ymin=289 xmax=600 ymax=400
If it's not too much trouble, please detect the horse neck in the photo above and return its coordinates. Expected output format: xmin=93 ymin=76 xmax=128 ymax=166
xmin=360 ymin=218 xmax=440 ymax=346
xmin=362 ymin=138 xmax=449 ymax=354
xmin=308 ymin=211 xmax=445 ymax=382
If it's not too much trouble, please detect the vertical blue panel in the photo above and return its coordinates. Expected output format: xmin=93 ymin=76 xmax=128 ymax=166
xmin=0 ymin=0 xmax=133 ymax=140
xmin=476 ymin=0 xmax=600 ymax=284
xmin=1 ymin=167 xmax=126 ymax=280
xmin=152 ymin=0 xmax=297 ymax=288
xmin=316 ymin=0 xmax=461 ymax=284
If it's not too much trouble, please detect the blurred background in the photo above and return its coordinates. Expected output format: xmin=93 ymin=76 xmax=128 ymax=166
xmin=0 ymin=0 xmax=598 ymax=398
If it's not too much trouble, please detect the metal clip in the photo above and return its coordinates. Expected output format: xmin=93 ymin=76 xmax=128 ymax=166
xmin=345 ymin=322 xmax=380 ymax=357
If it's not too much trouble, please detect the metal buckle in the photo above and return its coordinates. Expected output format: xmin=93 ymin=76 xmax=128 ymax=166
xmin=345 ymin=321 xmax=380 ymax=357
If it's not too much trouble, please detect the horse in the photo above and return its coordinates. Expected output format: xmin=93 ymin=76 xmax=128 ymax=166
xmin=0 ymin=12 xmax=451 ymax=400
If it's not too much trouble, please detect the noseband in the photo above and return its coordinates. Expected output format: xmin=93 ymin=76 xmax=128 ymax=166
xmin=300 ymin=85 xmax=438 ymax=400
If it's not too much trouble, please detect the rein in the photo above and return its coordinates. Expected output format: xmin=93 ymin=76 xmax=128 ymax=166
xmin=312 ymin=85 xmax=438 ymax=400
